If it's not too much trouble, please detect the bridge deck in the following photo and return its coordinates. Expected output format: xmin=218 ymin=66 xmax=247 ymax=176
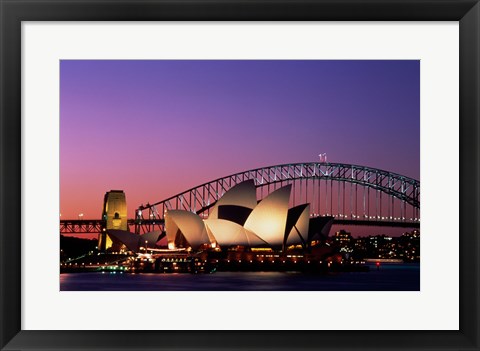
xmin=60 ymin=218 xmax=419 ymax=234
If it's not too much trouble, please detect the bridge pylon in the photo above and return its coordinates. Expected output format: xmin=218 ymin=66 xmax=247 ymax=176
xmin=98 ymin=190 xmax=128 ymax=251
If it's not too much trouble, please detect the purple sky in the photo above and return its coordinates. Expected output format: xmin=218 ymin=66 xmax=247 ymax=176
xmin=60 ymin=60 xmax=419 ymax=236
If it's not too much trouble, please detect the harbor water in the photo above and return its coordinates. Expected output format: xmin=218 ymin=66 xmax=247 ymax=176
xmin=60 ymin=262 xmax=420 ymax=291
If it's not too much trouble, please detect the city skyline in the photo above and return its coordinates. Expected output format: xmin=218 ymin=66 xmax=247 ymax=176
xmin=60 ymin=60 xmax=420 ymax=236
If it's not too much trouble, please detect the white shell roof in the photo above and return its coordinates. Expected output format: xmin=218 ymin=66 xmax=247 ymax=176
xmin=140 ymin=230 xmax=163 ymax=247
xmin=286 ymin=204 xmax=310 ymax=245
xmin=243 ymin=185 xmax=291 ymax=246
xmin=165 ymin=210 xmax=211 ymax=249
xmin=107 ymin=229 xmax=140 ymax=252
xmin=204 ymin=218 xmax=267 ymax=247
xmin=208 ymin=179 xmax=257 ymax=220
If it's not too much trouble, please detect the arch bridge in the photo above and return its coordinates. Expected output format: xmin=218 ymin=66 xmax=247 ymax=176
xmin=135 ymin=162 xmax=420 ymax=234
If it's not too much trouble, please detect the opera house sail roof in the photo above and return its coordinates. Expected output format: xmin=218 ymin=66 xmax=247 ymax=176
xmin=208 ymin=179 xmax=257 ymax=223
xmin=204 ymin=219 xmax=267 ymax=247
xmin=107 ymin=229 xmax=163 ymax=252
xmin=165 ymin=210 xmax=210 ymax=250
xmin=163 ymin=180 xmax=330 ymax=251
xmin=284 ymin=204 xmax=310 ymax=246
xmin=243 ymin=185 xmax=291 ymax=247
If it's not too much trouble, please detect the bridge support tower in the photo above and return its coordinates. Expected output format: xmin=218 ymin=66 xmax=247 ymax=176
xmin=98 ymin=190 xmax=128 ymax=251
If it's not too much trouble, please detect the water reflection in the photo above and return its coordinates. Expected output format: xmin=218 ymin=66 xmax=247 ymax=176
xmin=60 ymin=263 xmax=420 ymax=291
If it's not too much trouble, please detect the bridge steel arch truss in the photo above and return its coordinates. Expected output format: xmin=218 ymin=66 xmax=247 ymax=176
xmin=135 ymin=163 xmax=420 ymax=233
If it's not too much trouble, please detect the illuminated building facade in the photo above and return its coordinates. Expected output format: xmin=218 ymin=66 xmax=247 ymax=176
xmin=165 ymin=180 xmax=332 ymax=251
xmin=333 ymin=229 xmax=353 ymax=249
xmin=98 ymin=190 xmax=128 ymax=251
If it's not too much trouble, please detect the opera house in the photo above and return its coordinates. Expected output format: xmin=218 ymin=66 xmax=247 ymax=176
xmin=107 ymin=180 xmax=333 ymax=253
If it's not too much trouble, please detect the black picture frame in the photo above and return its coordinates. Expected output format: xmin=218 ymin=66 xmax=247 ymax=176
xmin=1 ymin=1 xmax=479 ymax=350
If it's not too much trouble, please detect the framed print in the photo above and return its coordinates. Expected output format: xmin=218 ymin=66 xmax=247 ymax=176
xmin=1 ymin=0 xmax=479 ymax=350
